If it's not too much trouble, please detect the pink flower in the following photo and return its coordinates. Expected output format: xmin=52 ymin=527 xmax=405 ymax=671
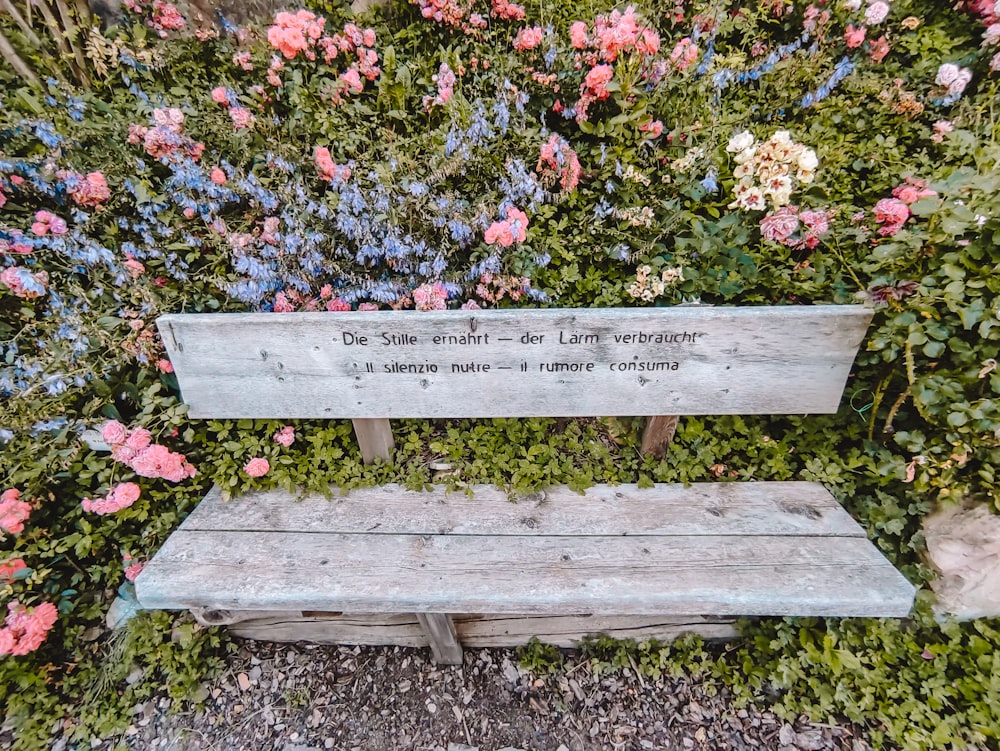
xmin=798 ymin=210 xmax=830 ymax=248
xmin=892 ymin=178 xmax=937 ymax=205
xmin=229 ymin=106 xmax=255 ymax=130
xmin=1 ymin=267 xmax=48 ymax=299
xmin=111 ymin=444 xmax=137 ymax=463
xmin=326 ymin=297 xmax=351 ymax=312
xmin=868 ymin=35 xmax=890 ymax=63
xmin=670 ymin=38 xmax=699 ymax=70
xmin=873 ymin=198 xmax=910 ymax=236
xmin=844 ymin=24 xmax=866 ymax=48
xmin=124 ymin=258 xmax=145 ymax=277
xmin=244 ymin=457 xmax=270 ymax=477
xmin=68 ymin=172 xmax=110 ymax=208
xmin=570 ymin=21 xmax=588 ymax=49
xmin=0 ymin=558 xmax=26 ymax=583
xmin=102 ymin=420 xmax=128 ymax=445
xmin=413 ymin=282 xmax=449 ymax=311
xmin=81 ymin=482 xmax=142 ymax=515
xmin=340 ymin=66 xmax=364 ymax=95
xmin=210 ymin=168 xmax=227 ymax=185
xmin=0 ymin=489 xmax=30 ymax=535
xmin=273 ymin=426 xmax=296 ymax=447
xmin=537 ymin=134 xmax=582 ymax=192
xmin=639 ymin=119 xmax=663 ymax=138
xmin=760 ymin=206 xmax=800 ymax=243
xmin=31 ymin=211 xmax=68 ymax=236
xmin=211 ymin=86 xmax=229 ymax=105
xmin=125 ymin=427 xmax=152 ymax=451
xmin=130 ymin=444 xmax=196 ymax=482
xmin=156 ymin=358 xmax=174 ymax=373
xmin=583 ymin=64 xmax=614 ymax=100
xmin=357 ymin=302 xmax=379 ymax=311
xmin=513 ymin=26 xmax=544 ymax=51
xmin=124 ymin=560 xmax=145 ymax=582
xmin=0 ymin=601 xmax=58 ymax=656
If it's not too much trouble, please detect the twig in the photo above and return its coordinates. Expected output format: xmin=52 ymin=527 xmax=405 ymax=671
xmin=0 ymin=27 xmax=41 ymax=86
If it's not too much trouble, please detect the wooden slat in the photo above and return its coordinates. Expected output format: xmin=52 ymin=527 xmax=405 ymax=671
xmin=641 ymin=415 xmax=680 ymax=457
xmin=178 ymin=483 xmax=866 ymax=538
xmin=135 ymin=531 xmax=915 ymax=617
xmin=352 ymin=418 xmax=394 ymax=464
xmin=416 ymin=613 xmax=463 ymax=664
xmin=156 ymin=306 xmax=872 ymax=419
xmin=224 ymin=612 xmax=740 ymax=646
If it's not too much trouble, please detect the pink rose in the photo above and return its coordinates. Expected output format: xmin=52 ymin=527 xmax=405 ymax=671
xmin=570 ymin=21 xmax=588 ymax=49
xmin=211 ymin=86 xmax=229 ymax=105
xmin=844 ymin=24 xmax=866 ymax=48
xmin=244 ymin=458 xmax=270 ymax=477
xmin=125 ymin=428 xmax=152 ymax=451
xmin=210 ymin=168 xmax=227 ymax=185
xmin=760 ymin=207 xmax=800 ymax=243
xmin=102 ymin=420 xmax=128 ymax=445
xmin=273 ymin=426 xmax=296 ymax=447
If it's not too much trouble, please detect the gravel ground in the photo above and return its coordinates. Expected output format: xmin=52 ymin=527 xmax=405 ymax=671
xmin=117 ymin=640 xmax=874 ymax=751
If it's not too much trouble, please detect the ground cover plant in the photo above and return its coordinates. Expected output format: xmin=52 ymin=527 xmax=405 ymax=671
xmin=0 ymin=0 xmax=999 ymax=747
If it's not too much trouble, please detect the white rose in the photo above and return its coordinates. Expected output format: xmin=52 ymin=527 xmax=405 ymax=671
xmin=798 ymin=148 xmax=819 ymax=172
xmin=948 ymin=68 xmax=972 ymax=97
xmin=727 ymin=131 xmax=755 ymax=154
xmin=865 ymin=0 xmax=889 ymax=24
xmin=936 ymin=63 xmax=960 ymax=87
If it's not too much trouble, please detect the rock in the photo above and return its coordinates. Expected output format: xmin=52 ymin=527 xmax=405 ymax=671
xmin=924 ymin=501 xmax=1000 ymax=618
xmin=795 ymin=729 xmax=827 ymax=750
xmin=447 ymin=744 xmax=479 ymax=751
xmin=237 ymin=672 xmax=252 ymax=691
xmin=778 ymin=724 xmax=797 ymax=746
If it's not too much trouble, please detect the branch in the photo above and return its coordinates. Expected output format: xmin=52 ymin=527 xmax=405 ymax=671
xmin=0 ymin=26 xmax=42 ymax=87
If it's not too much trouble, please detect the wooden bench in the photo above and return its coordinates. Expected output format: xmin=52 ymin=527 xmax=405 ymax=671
xmin=135 ymin=306 xmax=915 ymax=664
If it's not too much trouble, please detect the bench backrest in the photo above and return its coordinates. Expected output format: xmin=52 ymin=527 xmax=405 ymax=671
xmin=156 ymin=306 xmax=872 ymax=419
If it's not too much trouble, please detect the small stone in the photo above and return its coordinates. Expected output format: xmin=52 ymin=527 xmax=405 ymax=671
xmin=426 ymin=702 xmax=437 ymax=714
xmin=324 ymin=740 xmax=335 ymax=749
xmin=682 ymin=739 xmax=694 ymax=749
xmin=447 ymin=744 xmax=478 ymax=751
xmin=779 ymin=724 xmax=797 ymax=746
xmin=237 ymin=672 xmax=251 ymax=691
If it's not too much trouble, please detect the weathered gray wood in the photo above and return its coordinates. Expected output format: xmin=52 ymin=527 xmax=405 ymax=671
xmin=136 ymin=529 xmax=916 ymax=617
xmin=416 ymin=613 xmax=463 ymax=664
xmin=352 ymin=418 xmax=394 ymax=463
xmin=641 ymin=415 xmax=680 ymax=457
xmin=176 ymin=483 xmax=867 ymax=538
xmin=157 ymin=306 xmax=872 ymax=419
xmin=222 ymin=612 xmax=739 ymax=646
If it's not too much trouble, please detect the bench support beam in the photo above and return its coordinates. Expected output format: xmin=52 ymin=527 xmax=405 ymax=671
xmin=416 ymin=613 xmax=463 ymax=665
xmin=641 ymin=415 xmax=680 ymax=458
xmin=352 ymin=418 xmax=394 ymax=464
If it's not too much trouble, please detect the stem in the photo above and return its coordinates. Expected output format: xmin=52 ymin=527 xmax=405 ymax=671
xmin=0 ymin=27 xmax=41 ymax=86
xmin=0 ymin=0 xmax=43 ymax=47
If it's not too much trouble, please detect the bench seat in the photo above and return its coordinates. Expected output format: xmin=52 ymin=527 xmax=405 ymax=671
xmin=136 ymin=482 xmax=915 ymax=642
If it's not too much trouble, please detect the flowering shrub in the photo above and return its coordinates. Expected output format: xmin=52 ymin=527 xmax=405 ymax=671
xmin=1 ymin=0 xmax=1000 ymax=747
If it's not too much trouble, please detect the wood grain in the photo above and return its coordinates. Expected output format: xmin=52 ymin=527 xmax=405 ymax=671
xmin=176 ymin=483 xmax=867 ymax=538
xmin=224 ymin=612 xmax=740 ymax=646
xmin=416 ymin=613 xmax=463 ymax=664
xmin=352 ymin=418 xmax=394 ymax=464
xmin=156 ymin=306 xmax=872 ymax=418
xmin=641 ymin=415 xmax=680 ymax=457
xmin=136 ymin=528 xmax=915 ymax=617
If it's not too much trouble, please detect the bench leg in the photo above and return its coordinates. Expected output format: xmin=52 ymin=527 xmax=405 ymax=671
xmin=641 ymin=415 xmax=680 ymax=458
xmin=416 ymin=613 xmax=463 ymax=665
xmin=352 ymin=418 xmax=395 ymax=464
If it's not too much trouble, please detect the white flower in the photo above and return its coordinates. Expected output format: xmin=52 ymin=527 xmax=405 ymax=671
xmin=947 ymin=68 xmax=972 ymax=97
xmin=865 ymin=0 xmax=890 ymax=24
xmin=992 ymin=51 xmax=1000 ymax=73
xmin=843 ymin=0 xmax=862 ymax=10
xmin=983 ymin=23 xmax=1000 ymax=47
xmin=797 ymin=168 xmax=816 ymax=185
xmin=798 ymin=148 xmax=819 ymax=172
xmin=936 ymin=63 xmax=960 ymax=87
xmin=726 ymin=131 xmax=755 ymax=154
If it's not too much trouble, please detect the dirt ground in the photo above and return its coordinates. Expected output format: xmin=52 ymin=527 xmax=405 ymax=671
xmin=117 ymin=640 xmax=873 ymax=751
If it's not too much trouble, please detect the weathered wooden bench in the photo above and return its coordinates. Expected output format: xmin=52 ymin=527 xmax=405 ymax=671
xmin=136 ymin=306 xmax=916 ymax=664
